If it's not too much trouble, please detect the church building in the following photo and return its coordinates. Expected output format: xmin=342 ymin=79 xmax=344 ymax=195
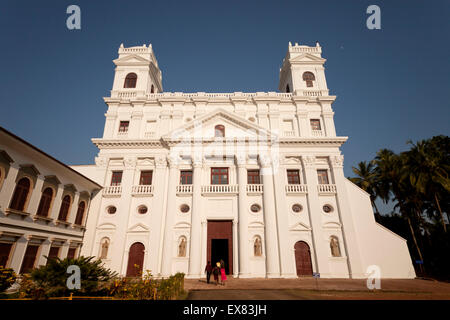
xmin=73 ymin=42 xmax=416 ymax=279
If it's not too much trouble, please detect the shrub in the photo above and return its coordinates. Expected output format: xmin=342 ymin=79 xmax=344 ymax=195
xmin=0 ymin=267 xmax=17 ymax=293
xmin=23 ymin=256 xmax=117 ymax=298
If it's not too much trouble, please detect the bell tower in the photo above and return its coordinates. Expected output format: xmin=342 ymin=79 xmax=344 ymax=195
xmin=110 ymin=43 xmax=163 ymax=95
xmin=278 ymin=42 xmax=329 ymax=95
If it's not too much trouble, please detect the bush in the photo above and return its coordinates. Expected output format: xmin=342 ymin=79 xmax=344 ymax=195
xmin=0 ymin=268 xmax=17 ymax=293
xmin=110 ymin=271 xmax=185 ymax=300
xmin=21 ymin=256 xmax=117 ymax=299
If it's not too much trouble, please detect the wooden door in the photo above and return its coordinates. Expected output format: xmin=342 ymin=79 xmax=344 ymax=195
xmin=294 ymin=241 xmax=313 ymax=276
xmin=126 ymin=242 xmax=145 ymax=277
xmin=20 ymin=245 xmax=39 ymax=274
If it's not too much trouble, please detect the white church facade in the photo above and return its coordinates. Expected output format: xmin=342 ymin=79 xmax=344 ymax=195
xmin=69 ymin=42 xmax=416 ymax=279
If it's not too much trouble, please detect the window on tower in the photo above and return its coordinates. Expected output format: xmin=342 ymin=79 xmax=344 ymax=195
xmin=139 ymin=171 xmax=153 ymax=185
xmin=286 ymin=84 xmax=290 ymax=93
xmin=310 ymin=119 xmax=321 ymax=131
xmin=119 ymin=121 xmax=129 ymax=133
xmin=124 ymin=73 xmax=137 ymax=88
xmin=302 ymin=72 xmax=315 ymax=87
xmin=110 ymin=171 xmax=123 ymax=186
xmin=317 ymin=170 xmax=329 ymax=185
xmin=247 ymin=170 xmax=261 ymax=184
xmin=211 ymin=168 xmax=228 ymax=185
xmin=180 ymin=170 xmax=193 ymax=185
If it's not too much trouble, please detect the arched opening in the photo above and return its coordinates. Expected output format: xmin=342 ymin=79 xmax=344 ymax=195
xmin=150 ymin=84 xmax=155 ymax=93
xmin=253 ymin=236 xmax=262 ymax=256
xmin=100 ymin=237 xmax=110 ymax=259
xmin=74 ymin=201 xmax=86 ymax=225
xmin=9 ymin=177 xmax=31 ymax=211
xmin=302 ymin=72 xmax=315 ymax=87
xmin=330 ymin=236 xmax=341 ymax=257
xmin=294 ymin=241 xmax=313 ymax=276
xmin=126 ymin=242 xmax=145 ymax=277
xmin=214 ymin=125 xmax=225 ymax=138
xmin=57 ymin=195 xmax=71 ymax=221
xmin=124 ymin=73 xmax=137 ymax=88
xmin=178 ymin=237 xmax=187 ymax=257
xmin=286 ymin=84 xmax=290 ymax=93
xmin=36 ymin=187 xmax=53 ymax=217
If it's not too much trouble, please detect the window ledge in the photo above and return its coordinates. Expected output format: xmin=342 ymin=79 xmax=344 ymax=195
xmin=32 ymin=215 xmax=53 ymax=224
xmin=5 ymin=208 xmax=30 ymax=218
xmin=55 ymin=220 xmax=71 ymax=227
xmin=72 ymin=224 xmax=86 ymax=230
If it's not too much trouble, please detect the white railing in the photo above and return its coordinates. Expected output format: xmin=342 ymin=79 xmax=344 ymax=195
xmin=303 ymin=90 xmax=323 ymax=97
xmin=283 ymin=130 xmax=295 ymax=137
xmin=145 ymin=92 xmax=294 ymax=100
xmin=311 ymin=130 xmax=324 ymax=137
xmin=285 ymin=184 xmax=308 ymax=193
xmin=117 ymin=131 xmax=128 ymax=137
xmin=246 ymin=184 xmax=263 ymax=193
xmin=290 ymin=46 xmax=321 ymax=54
xmin=132 ymin=185 xmax=154 ymax=195
xmin=144 ymin=132 xmax=156 ymax=138
xmin=317 ymin=184 xmax=337 ymax=194
xmin=201 ymin=185 xmax=239 ymax=194
xmin=176 ymin=185 xmax=193 ymax=194
xmin=103 ymin=186 xmax=122 ymax=196
xmin=118 ymin=91 xmax=137 ymax=98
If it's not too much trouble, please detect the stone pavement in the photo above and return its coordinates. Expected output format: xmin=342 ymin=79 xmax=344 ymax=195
xmin=184 ymin=277 xmax=450 ymax=300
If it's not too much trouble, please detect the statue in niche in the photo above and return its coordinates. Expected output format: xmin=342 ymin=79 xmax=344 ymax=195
xmin=178 ymin=237 xmax=186 ymax=257
xmin=100 ymin=238 xmax=109 ymax=259
xmin=254 ymin=237 xmax=262 ymax=256
xmin=330 ymin=237 xmax=341 ymax=257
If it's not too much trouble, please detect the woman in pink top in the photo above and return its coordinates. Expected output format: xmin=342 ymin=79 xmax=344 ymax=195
xmin=220 ymin=259 xmax=227 ymax=285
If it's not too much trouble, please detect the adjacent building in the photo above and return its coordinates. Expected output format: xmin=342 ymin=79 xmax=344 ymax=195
xmin=0 ymin=127 xmax=101 ymax=273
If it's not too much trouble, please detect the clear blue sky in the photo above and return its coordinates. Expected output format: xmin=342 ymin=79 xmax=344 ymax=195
xmin=0 ymin=1 xmax=449 ymax=213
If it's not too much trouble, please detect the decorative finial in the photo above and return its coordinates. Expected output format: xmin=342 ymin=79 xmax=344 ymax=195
xmin=316 ymin=41 xmax=320 ymax=47
xmin=143 ymin=44 xmax=147 ymax=48
xmin=295 ymin=42 xmax=298 ymax=46
xmin=120 ymin=43 xmax=124 ymax=48
xmin=288 ymin=41 xmax=292 ymax=47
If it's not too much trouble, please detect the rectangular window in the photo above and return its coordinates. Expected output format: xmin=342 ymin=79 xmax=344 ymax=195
xmin=310 ymin=119 xmax=321 ymax=131
xmin=0 ymin=243 xmax=13 ymax=268
xmin=180 ymin=170 xmax=193 ymax=185
xmin=67 ymin=248 xmax=77 ymax=259
xmin=317 ymin=170 xmax=329 ymax=184
xmin=110 ymin=171 xmax=123 ymax=186
xmin=139 ymin=170 xmax=153 ymax=185
xmin=47 ymin=246 xmax=60 ymax=264
xmin=287 ymin=169 xmax=301 ymax=184
xmin=20 ymin=244 xmax=39 ymax=274
xmin=211 ymin=168 xmax=229 ymax=185
xmin=118 ymin=121 xmax=129 ymax=133
xmin=247 ymin=170 xmax=261 ymax=184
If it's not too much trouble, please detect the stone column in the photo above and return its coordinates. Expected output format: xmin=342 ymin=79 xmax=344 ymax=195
xmin=232 ymin=220 xmax=239 ymax=277
xmin=26 ymin=176 xmax=44 ymax=215
xmin=48 ymin=185 xmax=64 ymax=221
xmin=0 ymin=165 xmax=19 ymax=210
xmin=130 ymin=110 xmax=143 ymax=139
xmin=236 ymin=155 xmax=250 ymax=277
xmin=322 ymin=111 xmax=336 ymax=137
xmin=68 ymin=192 xmax=80 ymax=225
xmin=260 ymin=155 xmax=281 ymax=277
xmin=272 ymin=158 xmax=297 ymax=278
xmin=200 ymin=220 xmax=208 ymax=275
xmin=103 ymin=109 xmax=117 ymax=139
xmin=330 ymin=155 xmax=365 ymax=278
xmin=37 ymin=239 xmax=51 ymax=266
xmin=302 ymin=155 xmax=331 ymax=277
xmin=161 ymin=156 xmax=179 ymax=276
xmin=149 ymin=156 xmax=168 ymax=275
xmin=9 ymin=236 xmax=28 ymax=273
xmin=188 ymin=156 xmax=203 ymax=278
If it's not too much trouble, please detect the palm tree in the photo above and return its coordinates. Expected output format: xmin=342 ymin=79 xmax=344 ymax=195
xmin=349 ymin=161 xmax=381 ymax=217
xmin=405 ymin=137 xmax=449 ymax=232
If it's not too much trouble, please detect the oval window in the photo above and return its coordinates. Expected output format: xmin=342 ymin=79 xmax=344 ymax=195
xmin=138 ymin=205 xmax=148 ymax=214
xmin=107 ymin=206 xmax=117 ymax=214
xmin=292 ymin=204 xmax=303 ymax=213
xmin=323 ymin=204 xmax=333 ymax=213
xmin=180 ymin=204 xmax=190 ymax=213
xmin=250 ymin=204 xmax=261 ymax=213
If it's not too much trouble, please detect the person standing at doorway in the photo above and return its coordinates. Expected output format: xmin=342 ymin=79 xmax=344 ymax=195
xmin=213 ymin=262 xmax=220 ymax=285
xmin=220 ymin=259 xmax=227 ymax=286
xmin=205 ymin=261 xmax=212 ymax=284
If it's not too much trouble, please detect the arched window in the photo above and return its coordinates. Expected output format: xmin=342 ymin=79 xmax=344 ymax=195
xmin=253 ymin=236 xmax=262 ymax=256
xmin=286 ymin=84 xmax=290 ymax=93
xmin=100 ymin=237 xmax=110 ymax=259
xmin=302 ymin=72 xmax=315 ymax=87
xmin=150 ymin=85 xmax=155 ymax=93
xmin=330 ymin=236 xmax=341 ymax=257
xmin=215 ymin=125 xmax=225 ymax=138
xmin=74 ymin=201 xmax=86 ymax=225
xmin=57 ymin=195 xmax=71 ymax=222
xmin=9 ymin=177 xmax=31 ymax=211
xmin=124 ymin=73 xmax=137 ymax=88
xmin=36 ymin=187 xmax=53 ymax=217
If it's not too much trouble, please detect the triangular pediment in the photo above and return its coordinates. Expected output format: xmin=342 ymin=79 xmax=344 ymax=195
xmin=289 ymin=222 xmax=311 ymax=231
xmin=128 ymin=223 xmax=149 ymax=233
xmin=289 ymin=53 xmax=326 ymax=64
xmin=113 ymin=54 xmax=150 ymax=66
xmin=162 ymin=108 xmax=277 ymax=143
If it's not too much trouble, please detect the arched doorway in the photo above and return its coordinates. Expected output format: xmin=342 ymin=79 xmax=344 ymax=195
xmin=126 ymin=242 xmax=145 ymax=277
xmin=294 ymin=241 xmax=313 ymax=276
